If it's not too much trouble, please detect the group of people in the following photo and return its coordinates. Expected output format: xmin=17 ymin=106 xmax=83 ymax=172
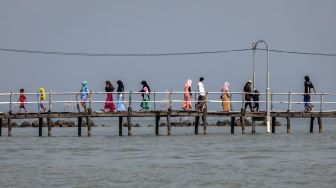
xmin=15 ymin=76 xmax=315 ymax=113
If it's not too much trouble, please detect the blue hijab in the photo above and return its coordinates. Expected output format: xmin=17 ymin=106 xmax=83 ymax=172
xmin=80 ymin=81 xmax=89 ymax=100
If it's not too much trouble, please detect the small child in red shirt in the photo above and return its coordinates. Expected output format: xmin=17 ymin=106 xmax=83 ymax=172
xmin=18 ymin=88 xmax=28 ymax=113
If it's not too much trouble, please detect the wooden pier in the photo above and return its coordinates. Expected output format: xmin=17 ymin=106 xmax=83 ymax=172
xmin=0 ymin=109 xmax=335 ymax=137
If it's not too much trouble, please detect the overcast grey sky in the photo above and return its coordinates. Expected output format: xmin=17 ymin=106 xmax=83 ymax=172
xmin=1 ymin=0 xmax=336 ymax=94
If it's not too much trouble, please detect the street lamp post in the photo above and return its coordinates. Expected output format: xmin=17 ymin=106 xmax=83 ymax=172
xmin=253 ymin=40 xmax=271 ymax=133
xmin=252 ymin=43 xmax=256 ymax=91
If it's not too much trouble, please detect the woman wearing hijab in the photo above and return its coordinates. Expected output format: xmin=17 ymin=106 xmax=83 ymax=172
xmin=182 ymin=79 xmax=192 ymax=111
xmin=221 ymin=82 xmax=231 ymax=112
xmin=116 ymin=80 xmax=126 ymax=111
xmin=39 ymin=87 xmax=47 ymax=112
xmin=140 ymin=81 xmax=151 ymax=111
xmin=103 ymin=80 xmax=116 ymax=112
xmin=79 ymin=81 xmax=89 ymax=111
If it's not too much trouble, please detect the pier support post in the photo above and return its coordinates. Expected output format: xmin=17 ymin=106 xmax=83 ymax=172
xmin=271 ymin=117 xmax=276 ymax=134
xmin=78 ymin=117 xmax=82 ymax=137
xmin=318 ymin=117 xmax=322 ymax=133
xmin=310 ymin=117 xmax=315 ymax=133
xmin=231 ymin=116 xmax=235 ymax=134
xmin=119 ymin=116 xmax=123 ymax=136
xmin=155 ymin=115 xmax=160 ymax=136
xmin=39 ymin=118 xmax=43 ymax=137
xmin=286 ymin=110 xmax=291 ymax=133
xmin=87 ymin=108 xmax=92 ymax=137
xmin=195 ymin=116 xmax=199 ymax=135
xmin=167 ymin=108 xmax=172 ymax=136
xmin=8 ymin=118 xmax=12 ymax=137
xmin=252 ymin=118 xmax=256 ymax=134
xmin=87 ymin=116 xmax=91 ymax=137
xmin=0 ymin=118 xmax=2 ymax=136
xmin=203 ymin=110 xmax=207 ymax=135
xmin=127 ymin=107 xmax=132 ymax=136
xmin=240 ymin=109 xmax=245 ymax=134
xmin=47 ymin=117 xmax=51 ymax=137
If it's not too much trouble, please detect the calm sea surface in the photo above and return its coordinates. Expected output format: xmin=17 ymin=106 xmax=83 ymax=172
xmin=0 ymin=119 xmax=336 ymax=188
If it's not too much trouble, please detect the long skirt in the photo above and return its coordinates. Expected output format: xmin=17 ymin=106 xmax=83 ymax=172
xmin=116 ymin=94 xmax=126 ymax=111
xmin=182 ymin=93 xmax=192 ymax=110
xmin=141 ymin=95 xmax=150 ymax=109
xmin=104 ymin=93 xmax=116 ymax=111
xmin=222 ymin=93 xmax=230 ymax=112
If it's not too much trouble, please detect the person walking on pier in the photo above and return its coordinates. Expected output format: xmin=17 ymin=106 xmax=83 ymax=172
xmin=103 ymin=80 xmax=116 ymax=112
xmin=244 ymin=80 xmax=253 ymax=111
xmin=116 ymin=80 xmax=126 ymax=111
xmin=39 ymin=88 xmax=47 ymax=112
xmin=182 ymin=79 xmax=193 ymax=111
xmin=79 ymin=81 xmax=90 ymax=112
xmin=17 ymin=88 xmax=28 ymax=113
xmin=304 ymin=76 xmax=316 ymax=112
xmin=140 ymin=81 xmax=151 ymax=111
xmin=221 ymin=82 xmax=231 ymax=112
xmin=252 ymin=89 xmax=260 ymax=112
xmin=197 ymin=77 xmax=206 ymax=111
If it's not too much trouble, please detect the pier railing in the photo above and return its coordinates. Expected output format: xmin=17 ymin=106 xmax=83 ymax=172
xmin=0 ymin=91 xmax=336 ymax=113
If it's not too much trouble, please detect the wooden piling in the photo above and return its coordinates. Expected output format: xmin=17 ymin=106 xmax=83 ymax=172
xmin=203 ymin=110 xmax=207 ymax=135
xmin=252 ymin=118 xmax=256 ymax=134
xmin=155 ymin=115 xmax=160 ymax=136
xmin=8 ymin=118 xmax=12 ymax=137
xmin=231 ymin=116 xmax=235 ymax=134
xmin=87 ymin=116 xmax=91 ymax=137
xmin=119 ymin=116 xmax=123 ymax=136
xmin=195 ymin=116 xmax=199 ymax=135
xmin=39 ymin=118 xmax=43 ymax=137
xmin=87 ymin=108 xmax=92 ymax=137
xmin=318 ymin=117 xmax=322 ymax=133
xmin=240 ymin=108 xmax=245 ymax=134
xmin=271 ymin=117 xmax=276 ymax=133
xmin=47 ymin=117 xmax=51 ymax=137
xmin=0 ymin=118 xmax=2 ymax=136
xmin=78 ymin=117 xmax=82 ymax=137
xmin=286 ymin=110 xmax=291 ymax=133
xmin=310 ymin=117 xmax=315 ymax=133
xmin=167 ymin=109 xmax=172 ymax=136
xmin=127 ymin=107 xmax=132 ymax=136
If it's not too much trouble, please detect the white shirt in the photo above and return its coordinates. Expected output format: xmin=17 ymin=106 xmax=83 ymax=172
xmin=198 ymin=82 xmax=206 ymax=96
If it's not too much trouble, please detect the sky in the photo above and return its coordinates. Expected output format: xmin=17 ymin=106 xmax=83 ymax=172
xmin=0 ymin=0 xmax=336 ymax=100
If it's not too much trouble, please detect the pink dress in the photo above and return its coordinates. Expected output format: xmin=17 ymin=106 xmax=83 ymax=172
xmin=104 ymin=93 xmax=116 ymax=111
xmin=182 ymin=86 xmax=192 ymax=110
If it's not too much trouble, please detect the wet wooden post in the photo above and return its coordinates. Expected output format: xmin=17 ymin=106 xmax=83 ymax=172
xmin=8 ymin=118 xmax=12 ymax=137
xmin=271 ymin=116 xmax=276 ymax=133
xmin=310 ymin=117 xmax=315 ymax=133
xmin=119 ymin=116 xmax=123 ymax=136
xmin=155 ymin=114 xmax=160 ymax=136
xmin=87 ymin=108 xmax=92 ymax=137
xmin=167 ymin=90 xmax=172 ymax=136
xmin=78 ymin=117 xmax=82 ymax=137
xmin=240 ymin=108 xmax=245 ymax=134
xmin=47 ymin=117 xmax=51 ymax=137
xmin=153 ymin=91 xmax=156 ymax=110
xmin=318 ymin=117 xmax=323 ymax=133
xmin=127 ymin=91 xmax=132 ymax=136
xmin=203 ymin=93 xmax=208 ymax=135
xmin=0 ymin=118 xmax=2 ymax=136
xmin=287 ymin=92 xmax=291 ymax=133
xmin=252 ymin=118 xmax=256 ymax=134
xmin=39 ymin=118 xmax=43 ymax=137
xmin=9 ymin=92 xmax=13 ymax=114
xmin=241 ymin=92 xmax=245 ymax=134
xmin=286 ymin=115 xmax=291 ymax=133
xmin=231 ymin=116 xmax=235 ymax=134
xmin=195 ymin=116 xmax=199 ymax=135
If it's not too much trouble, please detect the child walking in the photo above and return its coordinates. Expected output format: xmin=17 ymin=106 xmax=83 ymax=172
xmin=18 ymin=88 xmax=28 ymax=113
